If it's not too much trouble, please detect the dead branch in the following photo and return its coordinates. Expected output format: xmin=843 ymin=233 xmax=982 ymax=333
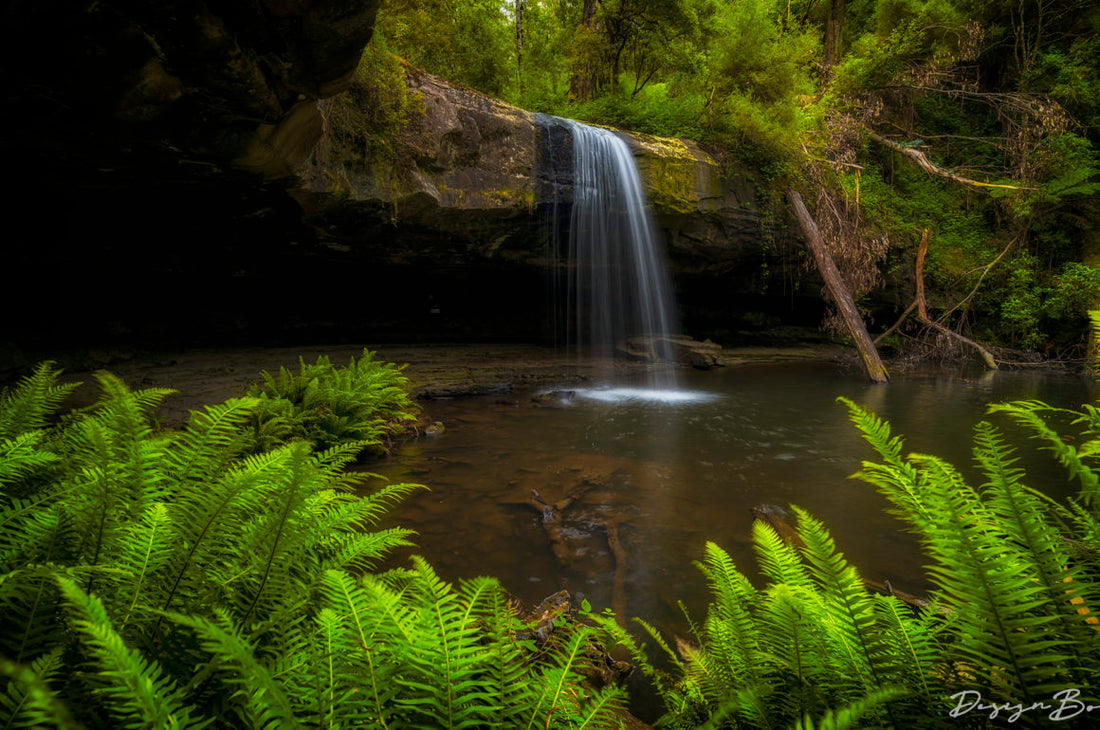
xmin=913 ymin=229 xmax=999 ymax=369
xmin=874 ymin=299 xmax=918 ymax=346
xmin=869 ymin=131 xmax=1032 ymax=191
xmin=940 ymin=235 xmax=1020 ymax=320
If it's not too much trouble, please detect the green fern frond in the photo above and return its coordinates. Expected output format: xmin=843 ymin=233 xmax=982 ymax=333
xmin=164 ymin=397 xmax=259 ymax=485
xmin=169 ymin=608 xmax=299 ymax=729
xmin=0 ymin=431 xmax=60 ymax=490
xmin=871 ymin=594 xmax=944 ymax=707
xmin=839 ymin=398 xmax=934 ymax=526
xmin=787 ymin=688 xmax=905 ymax=730
xmin=0 ymin=362 xmax=80 ymax=441
xmin=396 ymin=557 xmax=500 ymax=729
xmin=695 ymin=541 xmax=770 ymax=695
xmin=158 ymin=443 xmax=306 ymax=619
xmin=114 ymin=503 xmax=175 ymax=633
xmin=0 ymin=650 xmax=78 ymax=729
xmin=56 ymin=576 xmax=205 ymax=729
xmin=753 ymin=520 xmax=811 ymax=589
xmin=790 ymin=506 xmax=884 ymax=695
xmin=0 ymin=565 xmax=67 ymax=665
xmin=987 ymin=400 xmax=1099 ymax=504
xmin=906 ymin=451 xmax=1077 ymax=699
xmin=972 ymin=421 xmax=1100 ymax=679
xmin=318 ymin=570 xmax=407 ymax=727
xmin=526 ymin=626 xmax=600 ymax=730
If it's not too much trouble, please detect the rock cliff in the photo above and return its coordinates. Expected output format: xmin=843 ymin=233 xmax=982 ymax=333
xmin=2 ymin=3 xmax=820 ymax=361
xmin=292 ymin=63 xmax=787 ymax=280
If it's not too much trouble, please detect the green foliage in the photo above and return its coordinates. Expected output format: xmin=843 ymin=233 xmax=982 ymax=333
xmin=0 ymin=357 xmax=628 ymax=728
xmin=326 ymin=42 xmax=423 ymax=167
xmin=602 ymin=392 xmax=1100 ymax=728
xmin=247 ymin=349 xmax=419 ymax=454
xmin=376 ymin=0 xmax=516 ymax=97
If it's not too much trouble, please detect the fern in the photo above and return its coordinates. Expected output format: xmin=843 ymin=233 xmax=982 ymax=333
xmin=56 ymin=576 xmax=206 ymax=729
xmin=787 ymin=688 xmax=904 ymax=730
xmin=0 ymin=650 xmax=77 ymax=729
xmin=247 ymin=349 xmax=419 ymax=454
xmin=791 ymin=506 xmax=885 ymax=697
xmin=987 ymin=400 xmax=1100 ymax=505
xmin=169 ymin=608 xmax=298 ymax=729
xmin=0 ymin=431 xmax=59 ymax=489
xmin=0 ymin=362 xmax=80 ymax=441
xmin=842 ymin=396 xmax=1098 ymax=702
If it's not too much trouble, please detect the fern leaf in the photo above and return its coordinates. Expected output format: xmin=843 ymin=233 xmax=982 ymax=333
xmin=910 ymin=452 xmax=1076 ymax=699
xmin=169 ymin=608 xmax=300 ymax=729
xmin=791 ymin=506 xmax=884 ymax=695
xmin=56 ymin=576 xmax=205 ymax=729
xmin=0 ymin=362 xmax=80 ymax=441
xmin=988 ymin=400 xmax=1099 ymax=504
xmin=0 ymin=431 xmax=59 ymax=489
xmin=0 ymin=650 xmax=78 ymax=729
xmin=753 ymin=520 xmax=811 ymax=590
xmin=788 ymin=688 xmax=905 ymax=730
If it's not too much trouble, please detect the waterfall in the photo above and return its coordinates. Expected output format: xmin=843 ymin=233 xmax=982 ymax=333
xmin=540 ymin=117 xmax=681 ymax=388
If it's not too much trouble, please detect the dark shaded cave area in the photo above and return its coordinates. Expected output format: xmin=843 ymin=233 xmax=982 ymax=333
xmin=5 ymin=166 xmax=827 ymax=374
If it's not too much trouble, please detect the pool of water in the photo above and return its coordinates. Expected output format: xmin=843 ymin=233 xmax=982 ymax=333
xmin=364 ymin=361 xmax=1095 ymax=632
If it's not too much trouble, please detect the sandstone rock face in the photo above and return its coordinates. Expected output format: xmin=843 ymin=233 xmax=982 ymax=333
xmin=3 ymin=3 xmax=817 ymax=355
xmin=6 ymin=0 xmax=381 ymax=180
xmin=295 ymin=65 xmax=544 ymax=266
xmin=294 ymin=64 xmax=786 ymax=279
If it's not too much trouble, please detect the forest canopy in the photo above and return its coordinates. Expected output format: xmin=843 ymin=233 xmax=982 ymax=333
xmin=373 ymin=0 xmax=1100 ymax=356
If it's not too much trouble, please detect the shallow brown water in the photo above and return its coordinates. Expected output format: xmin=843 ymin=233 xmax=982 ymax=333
xmin=365 ymin=361 xmax=1096 ymax=634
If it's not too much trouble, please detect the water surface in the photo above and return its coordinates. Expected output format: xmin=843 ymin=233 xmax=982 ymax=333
xmin=366 ymin=361 xmax=1095 ymax=631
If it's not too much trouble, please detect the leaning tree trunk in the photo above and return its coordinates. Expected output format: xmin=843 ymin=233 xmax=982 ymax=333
xmin=787 ymin=189 xmax=889 ymax=383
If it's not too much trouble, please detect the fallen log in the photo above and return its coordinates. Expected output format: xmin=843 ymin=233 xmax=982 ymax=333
xmin=787 ymin=189 xmax=889 ymax=383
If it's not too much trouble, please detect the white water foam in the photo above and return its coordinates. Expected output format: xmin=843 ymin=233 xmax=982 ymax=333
xmin=570 ymin=387 xmax=720 ymax=405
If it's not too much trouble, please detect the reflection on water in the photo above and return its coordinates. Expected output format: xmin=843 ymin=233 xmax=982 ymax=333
xmin=364 ymin=361 xmax=1095 ymax=634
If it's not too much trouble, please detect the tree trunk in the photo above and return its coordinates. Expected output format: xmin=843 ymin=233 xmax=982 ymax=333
xmin=787 ymin=189 xmax=889 ymax=383
xmin=569 ymin=0 xmax=601 ymax=100
xmin=515 ymin=0 xmax=526 ymax=93
xmin=823 ymin=0 xmax=845 ymax=69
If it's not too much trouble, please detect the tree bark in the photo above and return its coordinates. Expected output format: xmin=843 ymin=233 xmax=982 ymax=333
xmin=823 ymin=0 xmax=845 ymax=69
xmin=913 ymin=229 xmax=999 ymax=369
xmin=569 ymin=0 xmax=601 ymax=100
xmin=787 ymin=189 xmax=889 ymax=383
xmin=515 ymin=0 xmax=526 ymax=93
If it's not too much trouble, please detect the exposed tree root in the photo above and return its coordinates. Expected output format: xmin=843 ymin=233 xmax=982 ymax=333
xmin=903 ymin=229 xmax=999 ymax=369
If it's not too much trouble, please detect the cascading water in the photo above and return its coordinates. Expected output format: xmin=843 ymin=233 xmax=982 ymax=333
xmin=539 ymin=116 xmax=684 ymax=397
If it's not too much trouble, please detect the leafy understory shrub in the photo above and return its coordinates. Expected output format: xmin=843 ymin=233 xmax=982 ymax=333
xmin=247 ymin=349 xmax=420 ymax=454
xmin=595 ymin=394 xmax=1099 ymax=729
